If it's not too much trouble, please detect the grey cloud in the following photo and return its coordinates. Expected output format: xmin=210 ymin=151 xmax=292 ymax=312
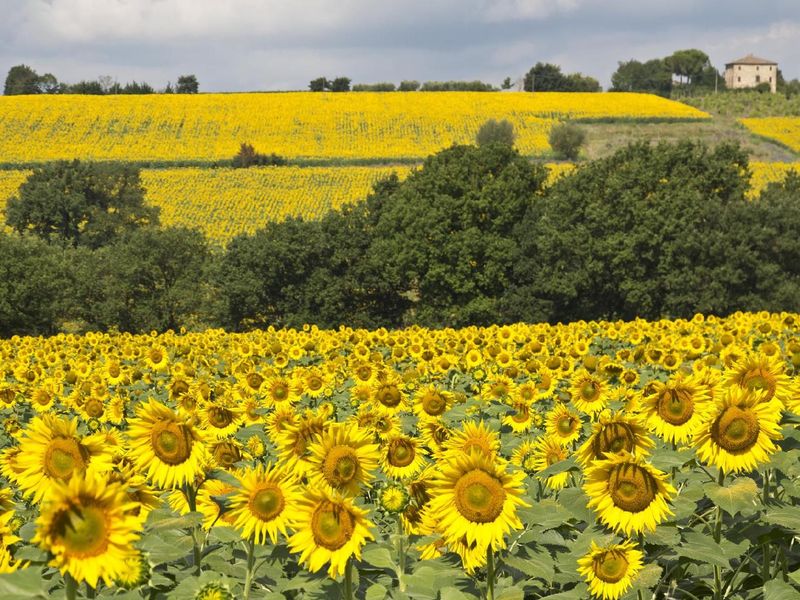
xmin=0 ymin=0 xmax=798 ymax=91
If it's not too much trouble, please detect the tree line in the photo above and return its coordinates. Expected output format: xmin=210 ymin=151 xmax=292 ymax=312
xmin=3 ymin=65 xmax=199 ymax=95
xmin=1 ymin=140 xmax=799 ymax=337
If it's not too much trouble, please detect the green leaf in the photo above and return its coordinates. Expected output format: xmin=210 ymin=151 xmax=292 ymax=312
xmin=518 ymin=499 xmax=571 ymax=531
xmin=0 ymin=569 xmax=49 ymax=599
xmin=624 ymin=563 xmax=662 ymax=597
xmin=763 ymin=579 xmax=800 ymax=600
xmin=361 ymin=546 xmax=396 ymax=571
xmin=366 ymin=584 xmax=388 ymax=600
xmin=557 ymin=487 xmax=596 ymax=524
xmin=675 ymin=531 xmax=748 ymax=567
xmin=536 ymin=456 xmax=578 ymax=479
xmin=502 ymin=550 xmax=555 ymax=583
xmin=703 ymin=477 xmax=759 ymax=516
xmin=538 ymin=583 xmax=589 ymax=599
xmin=495 ymin=587 xmax=525 ymax=600
xmin=649 ymin=447 xmax=692 ymax=470
xmin=763 ymin=506 xmax=800 ymax=534
xmin=439 ymin=587 xmax=472 ymax=600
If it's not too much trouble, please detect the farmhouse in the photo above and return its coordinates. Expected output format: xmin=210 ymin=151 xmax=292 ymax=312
xmin=724 ymin=54 xmax=778 ymax=93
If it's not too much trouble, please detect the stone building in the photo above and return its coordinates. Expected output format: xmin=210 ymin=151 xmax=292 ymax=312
xmin=724 ymin=54 xmax=778 ymax=93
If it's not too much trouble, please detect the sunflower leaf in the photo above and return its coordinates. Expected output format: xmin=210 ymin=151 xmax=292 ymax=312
xmin=0 ymin=569 xmax=49 ymax=600
xmin=763 ymin=579 xmax=800 ymax=600
xmin=703 ymin=477 xmax=759 ymax=516
xmin=536 ymin=456 xmax=578 ymax=479
xmin=763 ymin=506 xmax=800 ymax=534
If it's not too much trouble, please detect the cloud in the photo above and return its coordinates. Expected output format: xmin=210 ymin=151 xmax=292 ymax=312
xmin=1 ymin=0 xmax=798 ymax=91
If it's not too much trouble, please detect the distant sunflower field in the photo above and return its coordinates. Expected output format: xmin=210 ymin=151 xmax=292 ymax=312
xmin=740 ymin=117 xmax=800 ymax=153
xmin=0 ymin=92 xmax=708 ymax=164
xmin=0 ymin=311 xmax=798 ymax=599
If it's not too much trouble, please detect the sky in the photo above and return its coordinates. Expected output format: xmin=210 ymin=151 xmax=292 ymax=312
xmin=2 ymin=0 xmax=799 ymax=92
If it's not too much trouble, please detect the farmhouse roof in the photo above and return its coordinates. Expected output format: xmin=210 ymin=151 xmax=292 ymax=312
xmin=726 ymin=54 xmax=777 ymax=66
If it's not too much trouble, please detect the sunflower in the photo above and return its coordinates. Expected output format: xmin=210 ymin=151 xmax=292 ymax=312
xmin=27 ymin=380 xmax=61 ymax=413
xmin=265 ymin=403 xmax=297 ymax=441
xmin=33 ymin=474 xmax=141 ymax=588
xmin=569 ymin=370 xmax=609 ymax=417
xmin=307 ymin=423 xmax=380 ymax=496
xmin=144 ymin=344 xmax=169 ymax=372
xmin=14 ymin=415 xmax=114 ymax=503
xmin=428 ymin=450 xmax=528 ymax=552
xmin=401 ymin=465 xmax=438 ymax=535
xmin=274 ymin=409 xmax=327 ymax=476
xmin=693 ymin=387 xmax=783 ymax=474
xmin=371 ymin=371 xmax=407 ymax=413
xmin=577 ymin=411 xmax=654 ymax=468
xmin=263 ymin=374 xmax=301 ymax=406
xmin=480 ymin=375 xmax=517 ymax=403
xmin=501 ymin=401 xmax=537 ymax=433
xmin=127 ymin=399 xmax=210 ymax=489
xmin=577 ymin=539 xmax=644 ymax=600
xmin=510 ymin=439 xmax=539 ymax=474
xmin=545 ymin=404 xmax=583 ymax=446
xmin=639 ymin=374 xmax=711 ymax=445
xmin=530 ymin=435 xmax=571 ymax=490
xmin=725 ymin=352 xmax=794 ymax=408
xmin=229 ymin=463 xmax=301 ymax=544
xmin=168 ymin=478 xmax=238 ymax=530
xmin=287 ymin=488 xmax=375 ymax=578
xmin=584 ymin=452 xmax=676 ymax=535
xmin=200 ymin=402 xmax=244 ymax=439
xmin=412 ymin=386 xmax=453 ymax=421
xmin=380 ymin=435 xmax=428 ymax=480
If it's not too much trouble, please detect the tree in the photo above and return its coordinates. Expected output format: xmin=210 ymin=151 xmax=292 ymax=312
xmin=176 ymin=74 xmax=199 ymax=94
xmin=4 ymin=64 xmax=43 ymax=95
xmin=548 ymin=123 xmax=586 ymax=160
xmin=398 ymin=80 xmax=420 ymax=91
xmin=164 ymin=81 xmax=174 ymax=94
xmin=76 ymin=227 xmax=213 ymax=332
xmin=329 ymin=77 xmax=351 ymax=92
xmin=0 ymin=234 xmax=73 ymax=336
xmin=366 ymin=144 xmax=548 ymax=326
xmin=309 ymin=77 xmax=328 ymax=92
xmin=66 ymin=80 xmax=105 ymax=94
xmin=611 ymin=58 xmax=672 ymax=97
xmin=5 ymin=160 xmax=159 ymax=248
xmin=476 ymin=119 xmax=516 ymax=147
xmin=666 ymin=49 xmax=710 ymax=88
xmin=507 ymin=141 xmax=758 ymax=322
xmin=501 ymin=77 xmax=512 ymax=90
xmin=524 ymin=63 xmax=565 ymax=91
xmin=565 ymin=72 xmax=601 ymax=92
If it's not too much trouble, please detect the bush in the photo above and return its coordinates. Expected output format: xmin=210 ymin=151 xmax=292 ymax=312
xmin=398 ymin=80 xmax=420 ymax=92
xmin=232 ymin=143 xmax=287 ymax=168
xmin=476 ymin=119 xmax=516 ymax=147
xmin=352 ymin=82 xmax=396 ymax=92
xmin=548 ymin=123 xmax=586 ymax=160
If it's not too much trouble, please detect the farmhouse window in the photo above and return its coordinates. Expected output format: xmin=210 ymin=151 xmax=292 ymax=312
xmin=756 ymin=75 xmax=760 ymax=83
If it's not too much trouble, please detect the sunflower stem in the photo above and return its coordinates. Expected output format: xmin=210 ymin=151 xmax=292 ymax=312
xmin=713 ymin=497 xmax=723 ymax=600
xmin=243 ymin=538 xmax=257 ymax=600
xmin=395 ymin=516 xmax=407 ymax=592
xmin=65 ymin=575 xmax=77 ymax=600
xmin=486 ymin=546 xmax=495 ymax=600
xmin=185 ymin=483 xmax=202 ymax=575
xmin=343 ymin=556 xmax=354 ymax=600
xmin=762 ymin=468 xmax=771 ymax=505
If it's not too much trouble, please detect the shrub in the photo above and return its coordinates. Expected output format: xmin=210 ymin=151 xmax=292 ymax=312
xmin=476 ymin=118 xmax=516 ymax=147
xmin=398 ymin=80 xmax=420 ymax=91
xmin=352 ymin=82 xmax=396 ymax=92
xmin=548 ymin=122 xmax=586 ymax=160
xmin=232 ymin=143 xmax=287 ymax=168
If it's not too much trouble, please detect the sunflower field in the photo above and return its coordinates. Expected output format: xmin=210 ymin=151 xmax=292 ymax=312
xmin=0 ymin=311 xmax=797 ymax=599
xmin=740 ymin=117 xmax=800 ymax=153
xmin=0 ymin=92 xmax=708 ymax=164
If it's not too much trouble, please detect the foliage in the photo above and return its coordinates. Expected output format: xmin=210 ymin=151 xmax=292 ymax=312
xmin=352 ymin=82 xmax=396 ymax=92
xmin=329 ymin=76 xmax=352 ymax=92
xmin=74 ymin=227 xmax=215 ymax=332
xmin=3 ymin=64 xmax=59 ymax=95
xmin=611 ymin=58 xmax=673 ymax=97
xmin=506 ymin=140 xmax=798 ymax=322
xmin=0 ymin=92 xmax=707 ymax=165
xmin=308 ymin=76 xmax=327 ymax=91
xmin=0 ymin=235 xmax=71 ymax=336
xmin=419 ymin=80 xmax=496 ymax=91
xmin=365 ymin=144 xmax=548 ymax=327
xmin=475 ymin=118 xmax=516 ymax=147
xmin=5 ymin=160 xmax=159 ymax=248
xmin=682 ymin=90 xmax=800 ymax=117
xmin=231 ymin=143 xmax=287 ymax=168
xmin=548 ymin=122 xmax=586 ymax=160
xmin=176 ymin=74 xmax=199 ymax=94
xmin=524 ymin=62 xmax=601 ymax=92
xmin=398 ymin=80 xmax=420 ymax=91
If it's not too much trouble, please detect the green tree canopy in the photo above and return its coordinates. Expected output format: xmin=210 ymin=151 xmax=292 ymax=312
xmin=5 ymin=160 xmax=159 ymax=248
